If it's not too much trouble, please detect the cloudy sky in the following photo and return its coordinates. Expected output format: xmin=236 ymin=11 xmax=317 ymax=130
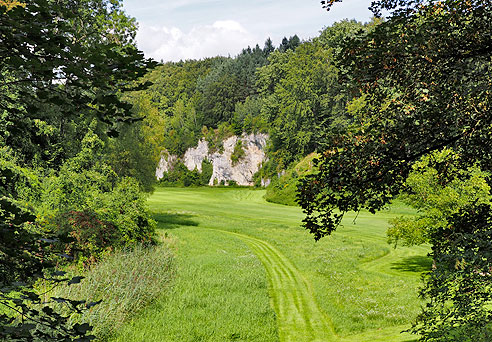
xmin=122 ymin=0 xmax=373 ymax=62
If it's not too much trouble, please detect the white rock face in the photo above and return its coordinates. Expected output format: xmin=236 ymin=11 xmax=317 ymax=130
xmin=155 ymin=133 xmax=268 ymax=186
xmin=155 ymin=151 xmax=177 ymax=180
xmin=183 ymin=139 xmax=208 ymax=172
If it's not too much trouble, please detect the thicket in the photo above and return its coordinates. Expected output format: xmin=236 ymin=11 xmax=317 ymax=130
xmin=301 ymin=0 xmax=492 ymax=339
xmin=158 ymin=159 xmax=213 ymax=187
xmin=0 ymin=0 xmax=166 ymax=339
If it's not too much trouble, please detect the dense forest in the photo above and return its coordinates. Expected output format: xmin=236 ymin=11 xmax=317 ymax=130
xmin=124 ymin=20 xmax=371 ymax=189
xmin=1 ymin=0 xmax=492 ymax=341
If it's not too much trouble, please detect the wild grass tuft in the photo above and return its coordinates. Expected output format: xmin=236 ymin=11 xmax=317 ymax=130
xmin=50 ymin=242 xmax=175 ymax=339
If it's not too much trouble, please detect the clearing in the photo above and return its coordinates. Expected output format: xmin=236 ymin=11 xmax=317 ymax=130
xmin=113 ymin=187 xmax=428 ymax=342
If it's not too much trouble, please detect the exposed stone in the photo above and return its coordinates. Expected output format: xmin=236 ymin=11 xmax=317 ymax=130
xmin=183 ymin=139 xmax=208 ymax=172
xmin=155 ymin=151 xmax=178 ymax=180
xmin=155 ymin=133 xmax=268 ymax=186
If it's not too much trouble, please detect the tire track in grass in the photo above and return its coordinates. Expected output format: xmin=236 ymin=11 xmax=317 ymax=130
xmin=215 ymin=229 xmax=337 ymax=342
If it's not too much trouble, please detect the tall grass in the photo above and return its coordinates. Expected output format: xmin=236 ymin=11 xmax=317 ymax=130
xmin=50 ymin=243 xmax=175 ymax=339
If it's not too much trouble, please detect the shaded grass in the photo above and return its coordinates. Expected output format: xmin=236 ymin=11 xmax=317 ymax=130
xmin=114 ymin=187 xmax=429 ymax=341
xmin=153 ymin=211 xmax=199 ymax=229
xmin=391 ymin=255 xmax=433 ymax=273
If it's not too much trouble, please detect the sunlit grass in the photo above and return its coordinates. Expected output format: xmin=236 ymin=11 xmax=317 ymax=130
xmin=113 ymin=187 xmax=428 ymax=341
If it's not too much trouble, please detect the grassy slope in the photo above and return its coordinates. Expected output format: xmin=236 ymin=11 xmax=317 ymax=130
xmin=113 ymin=187 xmax=428 ymax=342
xmin=264 ymin=153 xmax=318 ymax=206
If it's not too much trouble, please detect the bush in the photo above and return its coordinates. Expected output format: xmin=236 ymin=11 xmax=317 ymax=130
xmin=56 ymin=210 xmax=118 ymax=267
xmin=182 ymin=168 xmax=201 ymax=187
xmin=49 ymin=243 xmax=175 ymax=339
xmin=159 ymin=160 xmax=213 ymax=187
xmin=201 ymin=159 xmax=213 ymax=185
xmin=202 ymin=123 xmax=234 ymax=153
xmin=36 ymin=130 xmax=156 ymax=265
xmin=91 ymin=177 xmax=156 ymax=246
xmin=231 ymin=139 xmax=245 ymax=166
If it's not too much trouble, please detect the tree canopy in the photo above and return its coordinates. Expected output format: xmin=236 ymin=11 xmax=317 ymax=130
xmin=1 ymin=0 xmax=155 ymax=339
xmin=1 ymin=0 xmax=155 ymax=167
xmin=299 ymin=0 xmax=492 ymax=339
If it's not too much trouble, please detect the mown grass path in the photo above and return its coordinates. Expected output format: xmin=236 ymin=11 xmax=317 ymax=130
xmin=218 ymin=230 xmax=336 ymax=342
xmin=113 ymin=187 xmax=427 ymax=342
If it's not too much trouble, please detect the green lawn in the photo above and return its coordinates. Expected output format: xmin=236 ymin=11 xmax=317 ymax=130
xmin=112 ymin=187 xmax=428 ymax=342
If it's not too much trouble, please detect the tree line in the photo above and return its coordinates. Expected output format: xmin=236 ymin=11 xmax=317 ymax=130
xmin=1 ymin=0 xmax=157 ymax=339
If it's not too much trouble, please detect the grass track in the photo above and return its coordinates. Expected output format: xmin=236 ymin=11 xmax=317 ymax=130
xmin=113 ymin=187 xmax=427 ymax=342
xmin=217 ymin=229 xmax=336 ymax=342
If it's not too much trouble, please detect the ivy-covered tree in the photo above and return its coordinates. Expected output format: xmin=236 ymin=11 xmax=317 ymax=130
xmin=300 ymin=0 xmax=492 ymax=339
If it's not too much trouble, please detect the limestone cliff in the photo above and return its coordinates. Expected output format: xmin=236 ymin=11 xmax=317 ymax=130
xmin=155 ymin=133 xmax=268 ymax=186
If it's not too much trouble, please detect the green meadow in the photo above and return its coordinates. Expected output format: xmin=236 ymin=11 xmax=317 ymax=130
xmin=112 ymin=187 xmax=429 ymax=342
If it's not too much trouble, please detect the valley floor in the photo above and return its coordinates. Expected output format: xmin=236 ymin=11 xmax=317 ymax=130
xmin=112 ymin=187 xmax=428 ymax=342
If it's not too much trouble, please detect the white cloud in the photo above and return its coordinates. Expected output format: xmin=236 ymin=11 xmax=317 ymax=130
xmin=136 ymin=20 xmax=258 ymax=62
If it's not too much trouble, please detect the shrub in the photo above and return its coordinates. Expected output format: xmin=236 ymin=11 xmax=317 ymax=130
xmin=203 ymin=123 xmax=234 ymax=153
xmin=91 ymin=177 xmax=156 ymax=246
xmin=159 ymin=160 xmax=213 ymax=187
xmin=231 ymin=139 xmax=245 ymax=166
xmin=56 ymin=210 xmax=118 ymax=267
xmin=201 ymin=159 xmax=213 ymax=185
xmin=182 ymin=168 xmax=201 ymax=187
xmin=36 ymin=130 xmax=157 ymax=265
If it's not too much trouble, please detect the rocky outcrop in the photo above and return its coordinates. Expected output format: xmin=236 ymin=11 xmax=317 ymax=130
xmin=155 ymin=153 xmax=178 ymax=180
xmin=156 ymin=133 xmax=268 ymax=186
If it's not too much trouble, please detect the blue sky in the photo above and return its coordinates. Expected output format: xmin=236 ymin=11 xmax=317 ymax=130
xmin=122 ymin=0 xmax=373 ymax=62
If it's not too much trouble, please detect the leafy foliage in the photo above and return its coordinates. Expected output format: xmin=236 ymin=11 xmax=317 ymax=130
xmin=35 ymin=129 xmax=156 ymax=266
xmin=0 ymin=151 xmax=97 ymax=341
xmin=1 ymin=0 xmax=155 ymax=167
xmin=1 ymin=0 xmax=156 ymax=338
xmin=415 ymin=204 xmax=492 ymax=341
xmin=55 ymin=210 xmax=118 ymax=267
xmin=196 ymin=47 xmax=269 ymax=128
xmin=158 ymin=161 xmax=211 ymax=188
xmin=300 ymin=0 xmax=492 ymax=339
xmin=257 ymin=23 xmax=366 ymax=175
xmin=105 ymin=97 xmax=163 ymax=192
xmin=231 ymin=139 xmax=246 ymax=166
xmin=387 ymin=149 xmax=491 ymax=247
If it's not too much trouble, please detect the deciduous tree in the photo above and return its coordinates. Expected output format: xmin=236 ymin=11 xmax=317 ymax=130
xmin=300 ymin=0 xmax=492 ymax=339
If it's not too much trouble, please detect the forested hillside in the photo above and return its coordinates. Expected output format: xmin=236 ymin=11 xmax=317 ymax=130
xmin=125 ymin=21 xmax=372 ymax=190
